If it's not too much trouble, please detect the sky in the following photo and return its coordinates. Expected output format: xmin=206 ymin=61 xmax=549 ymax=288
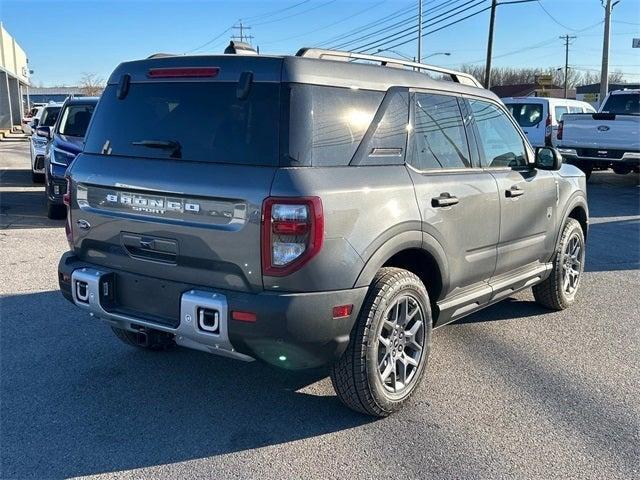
xmin=1 ymin=0 xmax=639 ymax=86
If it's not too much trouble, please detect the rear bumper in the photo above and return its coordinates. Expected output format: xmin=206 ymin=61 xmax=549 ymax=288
xmin=58 ymin=252 xmax=366 ymax=369
xmin=558 ymin=147 xmax=640 ymax=167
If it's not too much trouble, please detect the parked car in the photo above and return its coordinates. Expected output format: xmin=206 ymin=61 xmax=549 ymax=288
xmin=502 ymin=97 xmax=596 ymax=147
xmin=556 ymin=89 xmax=640 ymax=179
xmin=29 ymin=103 xmax=62 ymax=183
xmin=58 ymin=48 xmax=588 ymax=416
xmin=37 ymin=97 xmax=98 ymax=219
xmin=22 ymin=105 xmax=45 ymax=135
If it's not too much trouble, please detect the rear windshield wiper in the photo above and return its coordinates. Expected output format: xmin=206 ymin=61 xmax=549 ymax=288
xmin=131 ymin=139 xmax=182 ymax=158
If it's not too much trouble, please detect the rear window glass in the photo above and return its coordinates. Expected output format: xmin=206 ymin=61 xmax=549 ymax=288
xmin=59 ymin=104 xmax=96 ymax=137
xmin=287 ymin=84 xmax=383 ymax=166
xmin=506 ymin=103 xmax=543 ymax=127
xmin=555 ymin=106 xmax=568 ymax=121
xmin=40 ymin=107 xmax=61 ymax=127
xmin=601 ymin=93 xmax=640 ymax=115
xmin=84 ymin=83 xmax=280 ymax=165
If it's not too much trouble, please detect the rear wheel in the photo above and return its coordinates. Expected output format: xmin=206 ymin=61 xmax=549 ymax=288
xmin=31 ymin=171 xmax=44 ymax=183
xmin=111 ymin=326 xmax=175 ymax=351
xmin=330 ymin=267 xmax=432 ymax=417
xmin=579 ymin=162 xmax=593 ymax=181
xmin=533 ymin=218 xmax=585 ymax=310
xmin=612 ymin=165 xmax=631 ymax=175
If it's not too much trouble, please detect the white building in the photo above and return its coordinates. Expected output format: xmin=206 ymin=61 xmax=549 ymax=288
xmin=0 ymin=23 xmax=30 ymax=133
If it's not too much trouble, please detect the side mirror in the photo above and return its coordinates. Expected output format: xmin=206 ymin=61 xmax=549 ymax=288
xmin=35 ymin=126 xmax=51 ymax=139
xmin=535 ymin=147 xmax=562 ymax=171
xmin=31 ymin=118 xmax=40 ymax=128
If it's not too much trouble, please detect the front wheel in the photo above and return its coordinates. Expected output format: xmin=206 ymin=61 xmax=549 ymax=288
xmin=46 ymin=200 xmax=66 ymax=219
xmin=533 ymin=218 xmax=585 ymax=310
xmin=330 ymin=267 xmax=432 ymax=417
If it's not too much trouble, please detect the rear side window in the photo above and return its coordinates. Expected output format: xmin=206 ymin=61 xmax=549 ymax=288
xmin=40 ymin=107 xmax=61 ymax=127
xmin=469 ymin=99 xmax=527 ymax=168
xmin=287 ymin=85 xmax=383 ymax=166
xmin=601 ymin=93 xmax=640 ymax=115
xmin=85 ymin=83 xmax=280 ymax=165
xmin=569 ymin=106 xmax=582 ymax=114
xmin=59 ymin=104 xmax=96 ymax=137
xmin=554 ymin=106 xmax=568 ymax=121
xmin=409 ymin=93 xmax=470 ymax=170
xmin=506 ymin=103 xmax=543 ymax=127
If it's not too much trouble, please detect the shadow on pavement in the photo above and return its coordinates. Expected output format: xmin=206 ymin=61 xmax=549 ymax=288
xmin=586 ymin=171 xmax=640 ymax=219
xmin=0 ymin=168 xmax=37 ymax=188
xmin=0 ymin=291 xmax=372 ymax=479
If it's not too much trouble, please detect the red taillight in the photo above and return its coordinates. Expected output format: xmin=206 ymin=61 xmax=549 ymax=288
xmin=147 ymin=67 xmax=220 ymax=78
xmin=557 ymin=120 xmax=564 ymax=140
xmin=231 ymin=311 xmax=257 ymax=323
xmin=261 ymin=197 xmax=324 ymax=277
xmin=544 ymin=114 xmax=552 ymax=145
xmin=64 ymin=177 xmax=73 ymax=249
xmin=332 ymin=304 xmax=353 ymax=319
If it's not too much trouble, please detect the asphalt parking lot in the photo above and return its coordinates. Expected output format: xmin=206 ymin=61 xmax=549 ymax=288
xmin=1 ymin=140 xmax=639 ymax=479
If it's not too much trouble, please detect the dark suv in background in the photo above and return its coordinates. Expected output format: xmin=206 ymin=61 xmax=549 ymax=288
xmin=58 ymin=47 xmax=588 ymax=416
xmin=37 ymin=96 xmax=99 ymax=219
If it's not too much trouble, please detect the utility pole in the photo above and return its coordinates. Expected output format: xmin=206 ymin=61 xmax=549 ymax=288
xmin=231 ymin=21 xmax=253 ymax=44
xmin=417 ymin=0 xmax=423 ymax=64
xmin=560 ymin=34 xmax=576 ymax=99
xmin=484 ymin=0 xmax=498 ymax=89
xmin=599 ymin=0 xmax=617 ymax=105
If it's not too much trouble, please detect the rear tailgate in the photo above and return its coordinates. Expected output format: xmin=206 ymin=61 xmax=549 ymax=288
xmin=560 ymin=113 xmax=640 ymax=150
xmin=70 ymin=153 xmax=275 ymax=294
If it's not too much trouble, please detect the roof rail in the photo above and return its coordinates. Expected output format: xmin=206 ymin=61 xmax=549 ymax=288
xmin=296 ymin=48 xmax=482 ymax=88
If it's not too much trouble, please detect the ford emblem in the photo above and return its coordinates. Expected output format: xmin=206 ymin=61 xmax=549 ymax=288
xmin=597 ymin=125 xmax=610 ymax=132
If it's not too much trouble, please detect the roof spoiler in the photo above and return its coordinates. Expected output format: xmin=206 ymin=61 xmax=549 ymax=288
xmin=296 ymin=48 xmax=481 ymax=87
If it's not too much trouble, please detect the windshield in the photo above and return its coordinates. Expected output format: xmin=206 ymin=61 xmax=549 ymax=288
xmin=601 ymin=93 xmax=640 ymax=115
xmin=58 ymin=104 xmax=96 ymax=137
xmin=84 ymin=82 xmax=280 ymax=166
xmin=40 ymin=107 xmax=61 ymax=127
xmin=505 ymin=103 xmax=543 ymax=127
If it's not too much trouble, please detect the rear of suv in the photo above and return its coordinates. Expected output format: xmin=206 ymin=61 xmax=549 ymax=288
xmin=59 ymin=48 xmax=588 ymax=416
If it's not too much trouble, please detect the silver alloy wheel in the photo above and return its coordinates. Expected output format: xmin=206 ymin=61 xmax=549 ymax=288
xmin=562 ymin=233 xmax=583 ymax=295
xmin=376 ymin=295 xmax=425 ymax=394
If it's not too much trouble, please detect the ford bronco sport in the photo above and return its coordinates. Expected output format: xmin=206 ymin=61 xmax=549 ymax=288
xmin=58 ymin=47 xmax=588 ymax=416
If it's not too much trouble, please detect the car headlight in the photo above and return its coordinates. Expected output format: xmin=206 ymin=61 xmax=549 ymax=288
xmin=50 ymin=147 xmax=76 ymax=166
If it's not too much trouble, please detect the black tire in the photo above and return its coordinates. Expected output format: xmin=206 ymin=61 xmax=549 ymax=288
xmin=580 ymin=163 xmax=593 ymax=181
xmin=330 ymin=267 xmax=432 ymax=417
xmin=31 ymin=171 xmax=44 ymax=183
xmin=111 ymin=326 xmax=175 ymax=351
xmin=533 ymin=218 xmax=585 ymax=310
xmin=46 ymin=201 xmax=66 ymax=219
xmin=612 ymin=166 xmax=631 ymax=175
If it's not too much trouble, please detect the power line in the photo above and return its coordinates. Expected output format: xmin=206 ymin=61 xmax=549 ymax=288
xmin=351 ymin=0 xmax=488 ymax=53
xmin=357 ymin=1 xmax=491 ymax=54
xmin=252 ymin=0 xmax=338 ymax=27
xmin=183 ymin=26 xmax=233 ymax=54
xmin=241 ymin=0 xmax=312 ymax=23
xmin=536 ymin=1 xmax=581 ymax=31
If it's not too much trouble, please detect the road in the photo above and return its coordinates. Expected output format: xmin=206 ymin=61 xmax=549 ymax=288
xmin=1 ymin=140 xmax=639 ymax=479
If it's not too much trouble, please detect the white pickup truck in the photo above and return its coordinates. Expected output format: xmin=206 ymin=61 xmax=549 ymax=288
xmin=557 ymin=89 xmax=639 ymax=179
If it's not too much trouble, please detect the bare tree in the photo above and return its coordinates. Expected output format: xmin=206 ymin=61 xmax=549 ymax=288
xmin=79 ymin=73 xmax=105 ymax=96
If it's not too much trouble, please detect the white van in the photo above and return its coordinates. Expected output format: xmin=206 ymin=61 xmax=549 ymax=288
xmin=502 ymin=97 xmax=596 ymax=147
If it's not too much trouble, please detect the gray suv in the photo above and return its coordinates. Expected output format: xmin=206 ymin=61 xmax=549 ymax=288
xmin=58 ymin=48 xmax=588 ymax=416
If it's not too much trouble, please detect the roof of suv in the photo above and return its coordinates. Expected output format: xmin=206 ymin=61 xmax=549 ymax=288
xmin=107 ymin=51 xmax=496 ymax=102
xmin=64 ymin=97 xmax=100 ymax=105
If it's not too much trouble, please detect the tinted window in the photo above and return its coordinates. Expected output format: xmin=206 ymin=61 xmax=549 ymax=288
xmin=59 ymin=104 xmax=96 ymax=137
xmin=85 ymin=83 xmax=279 ymax=165
xmin=555 ymin=106 xmax=568 ymax=121
xmin=288 ymin=85 xmax=383 ymax=166
xmin=601 ymin=93 xmax=640 ymax=115
xmin=410 ymin=93 xmax=470 ymax=170
xmin=361 ymin=90 xmax=410 ymax=165
xmin=506 ymin=103 xmax=543 ymax=127
xmin=40 ymin=107 xmax=61 ymax=127
xmin=469 ymin=100 xmax=527 ymax=168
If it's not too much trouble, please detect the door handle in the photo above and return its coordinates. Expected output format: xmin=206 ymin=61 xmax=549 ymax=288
xmin=506 ymin=186 xmax=524 ymax=198
xmin=431 ymin=193 xmax=459 ymax=208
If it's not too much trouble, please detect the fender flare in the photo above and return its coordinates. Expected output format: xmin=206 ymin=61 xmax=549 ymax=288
xmin=555 ymin=192 xmax=589 ymax=247
xmin=353 ymin=230 xmax=450 ymax=300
